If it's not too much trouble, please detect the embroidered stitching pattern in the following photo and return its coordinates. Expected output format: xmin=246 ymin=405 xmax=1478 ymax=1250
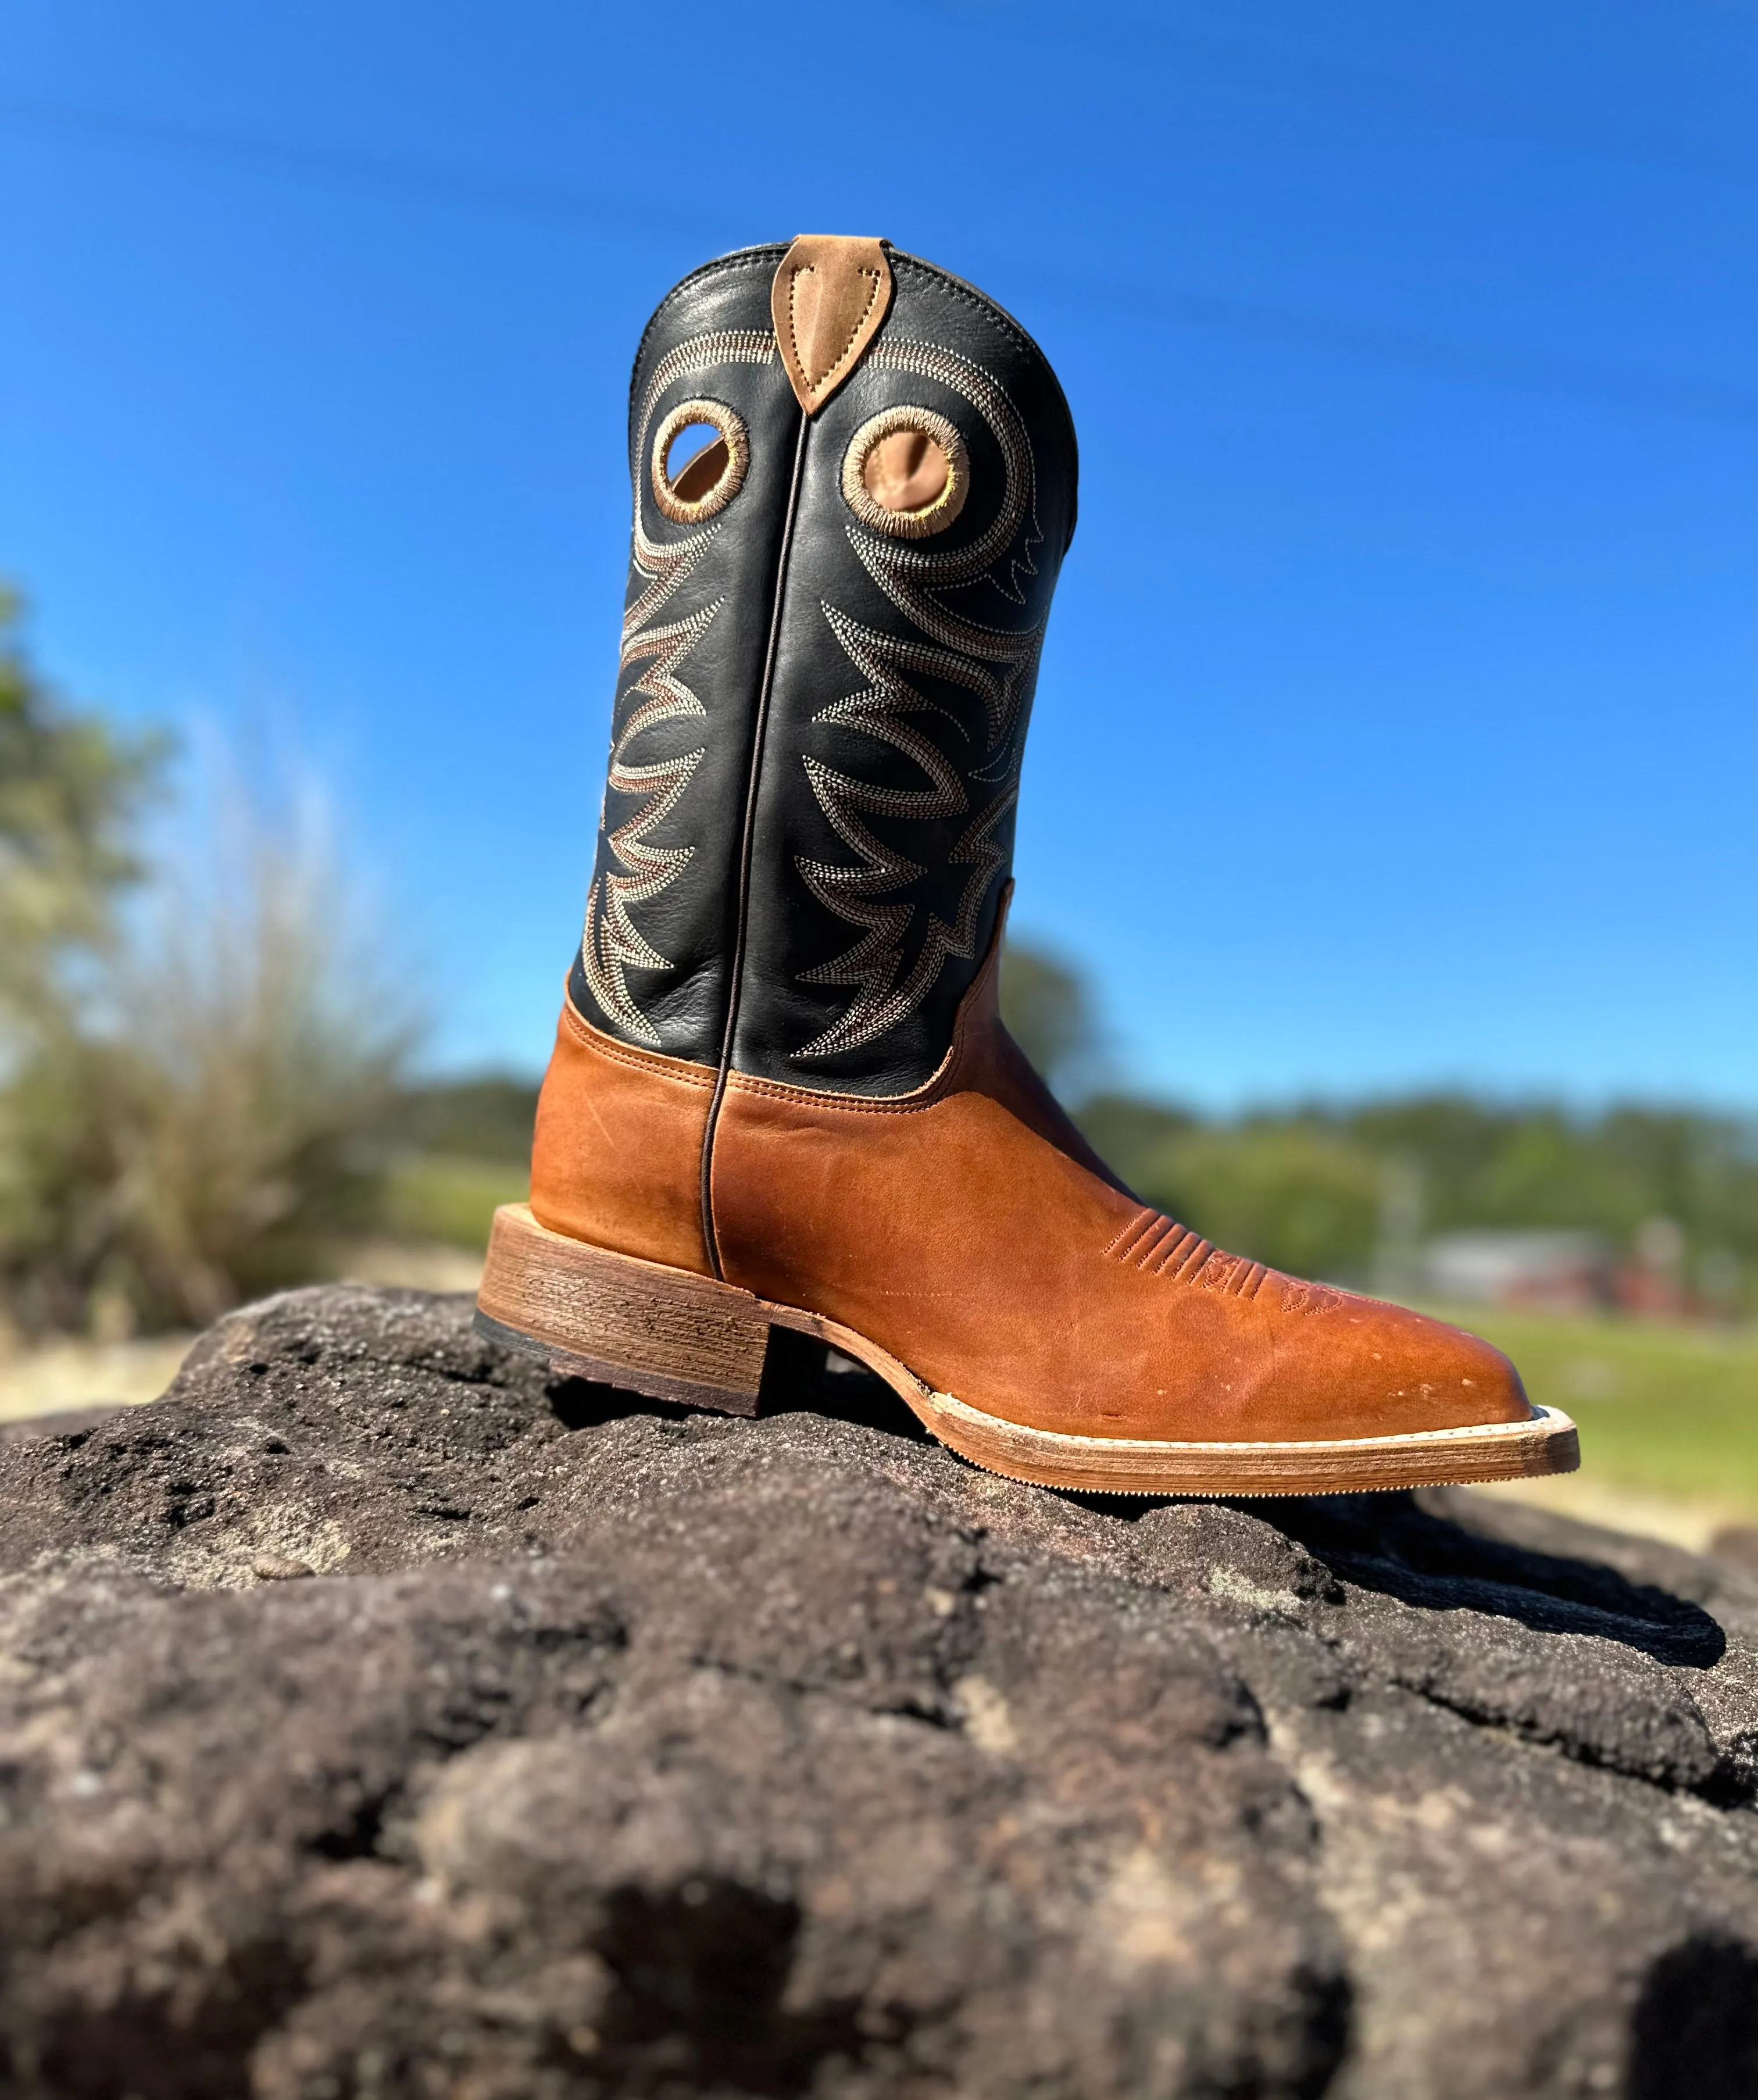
xmin=651 ymin=398 xmax=748 ymax=525
xmin=581 ymin=330 xmax=778 ymax=1044
xmin=706 ymin=923 xmax=999 ymax=1117
xmin=1103 ymin=1206 xmax=1278 ymax=1300
xmin=628 ymin=255 xmax=784 ymax=405
xmin=1276 ymin=1278 xmax=1348 ymax=1315
xmin=841 ymin=405 xmax=970 ymax=540
xmin=626 ymin=255 xmax=1075 ymax=526
xmin=793 ymin=337 xmax=1049 ymax=1060
xmin=634 ymin=330 xmax=775 ymax=452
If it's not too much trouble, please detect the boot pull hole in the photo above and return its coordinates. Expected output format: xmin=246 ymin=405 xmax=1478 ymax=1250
xmin=867 ymin=430 xmax=946 ymax=511
xmin=652 ymin=400 xmax=748 ymax=524
xmin=668 ymin=424 xmax=725 ymax=494
xmin=842 ymin=406 xmax=969 ymax=538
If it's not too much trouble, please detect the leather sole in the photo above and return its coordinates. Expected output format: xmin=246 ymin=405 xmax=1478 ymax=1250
xmin=476 ymin=1203 xmax=1580 ymax=1497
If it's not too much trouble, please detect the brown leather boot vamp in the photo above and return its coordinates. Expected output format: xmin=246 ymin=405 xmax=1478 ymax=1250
xmin=483 ymin=924 xmax=1574 ymax=1495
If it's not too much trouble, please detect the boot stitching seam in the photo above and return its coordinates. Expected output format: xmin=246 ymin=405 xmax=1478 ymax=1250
xmin=699 ymin=406 xmax=811 ymax=1276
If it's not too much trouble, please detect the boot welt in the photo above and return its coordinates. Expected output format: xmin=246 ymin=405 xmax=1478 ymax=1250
xmin=476 ymin=1203 xmax=1579 ymax=1498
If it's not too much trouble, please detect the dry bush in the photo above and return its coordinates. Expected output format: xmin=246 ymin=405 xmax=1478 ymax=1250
xmin=0 ymin=744 xmax=418 ymax=1335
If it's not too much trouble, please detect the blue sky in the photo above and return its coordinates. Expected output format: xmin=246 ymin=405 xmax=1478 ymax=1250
xmin=2 ymin=1 xmax=1753 ymax=1108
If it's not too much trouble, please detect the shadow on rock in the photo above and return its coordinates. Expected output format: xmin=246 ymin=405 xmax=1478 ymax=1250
xmin=1062 ymin=1481 xmax=1724 ymax=1669
xmin=546 ymin=1327 xmax=932 ymax=1444
xmin=1261 ymin=1492 xmax=1726 ymax=1669
xmin=759 ymin=1331 xmax=933 ymax=1441
xmin=548 ymin=1378 xmax=696 ymax=1433
xmin=594 ymin=1879 xmax=865 ymax=2097
xmin=1627 ymin=1934 xmax=1758 ymax=2100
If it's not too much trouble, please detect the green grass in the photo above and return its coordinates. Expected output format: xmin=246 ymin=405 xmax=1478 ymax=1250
xmin=378 ymin=1153 xmax=528 ymax=1251
xmin=1428 ymin=1305 xmax=1758 ymax=1512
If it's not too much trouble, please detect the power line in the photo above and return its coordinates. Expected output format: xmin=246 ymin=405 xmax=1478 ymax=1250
xmin=2 ymin=88 xmax=1755 ymax=428
xmin=1030 ymin=265 xmax=1758 ymax=427
xmin=926 ymin=0 xmax=1758 ymax=197
xmin=0 ymin=89 xmax=725 ymax=248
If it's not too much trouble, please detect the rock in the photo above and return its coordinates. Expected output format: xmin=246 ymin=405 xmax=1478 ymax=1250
xmin=1710 ymin=1525 xmax=1758 ymax=1576
xmin=250 ymin=1552 xmax=316 ymax=1581
xmin=0 ymin=1285 xmax=1753 ymax=2099
xmin=0 ymin=1402 xmax=127 ymax=1447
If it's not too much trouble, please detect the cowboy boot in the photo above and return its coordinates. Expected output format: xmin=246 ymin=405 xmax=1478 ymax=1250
xmin=477 ymin=236 xmax=1578 ymax=1496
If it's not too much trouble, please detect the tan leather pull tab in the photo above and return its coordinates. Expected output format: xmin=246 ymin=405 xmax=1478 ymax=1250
xmin=771 ymin=236 xmax=892 ymax=416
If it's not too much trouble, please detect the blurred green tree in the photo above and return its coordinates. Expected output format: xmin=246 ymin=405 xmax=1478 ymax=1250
xmin=1075 ymin=1092 xmax=1198 ymax=1185
xmin=0 ymin=587 xmax=162 ymax=1023
xmin=383 ymin=1076 xmax=540 ymax=1164
xmin=999 ymin=938 xmax=1100 ymax=1099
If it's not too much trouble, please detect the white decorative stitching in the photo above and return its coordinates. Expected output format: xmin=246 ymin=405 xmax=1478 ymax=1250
xmin=581 ymin=331 xmax=778 ymax=1042
xmin=862 ymin=337 xmax=1045 ymax=609
xmin=634 ymin=330 xmax=774 ymax=451
xmin=580 ymin=602 xmax=716 ymax=1044
xmin=794 ymin=337 xmax=1049 ymax=1060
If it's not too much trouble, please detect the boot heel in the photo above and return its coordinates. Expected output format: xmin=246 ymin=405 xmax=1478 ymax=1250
xmin=476 ymin=1203 xmax=774 ymax=1417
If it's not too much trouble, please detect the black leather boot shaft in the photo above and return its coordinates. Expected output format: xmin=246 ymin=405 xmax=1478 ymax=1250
xmin=570 ymin=240 xmax=1078 ymax=1097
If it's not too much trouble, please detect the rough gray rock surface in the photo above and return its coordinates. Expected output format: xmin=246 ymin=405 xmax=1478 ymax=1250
xmin=1 ymin=1285 xmax=1756 ymax=2100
